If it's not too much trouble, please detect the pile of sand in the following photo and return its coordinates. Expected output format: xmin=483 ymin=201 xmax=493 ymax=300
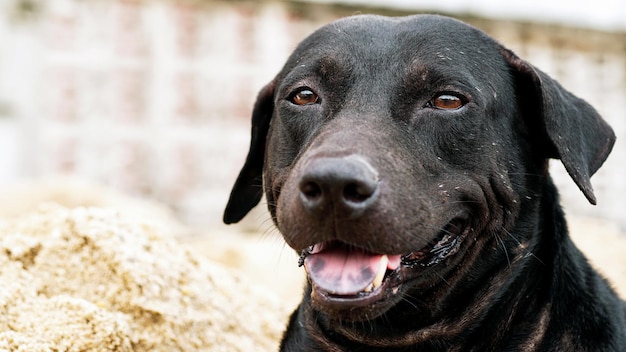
xmin=0 ymin=205 xmax=288 ymax=351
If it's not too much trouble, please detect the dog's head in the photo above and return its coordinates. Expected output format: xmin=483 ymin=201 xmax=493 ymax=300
xmin=223 ymin=15 xmax=614 ymax=324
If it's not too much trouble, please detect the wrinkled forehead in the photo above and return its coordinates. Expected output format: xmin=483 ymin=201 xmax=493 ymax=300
xmin=280 ymin=15 xmax=506 ymax=82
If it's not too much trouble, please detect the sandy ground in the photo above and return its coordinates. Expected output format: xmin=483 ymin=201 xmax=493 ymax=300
xmin=0 ymin=205 xmax=289 ymax=351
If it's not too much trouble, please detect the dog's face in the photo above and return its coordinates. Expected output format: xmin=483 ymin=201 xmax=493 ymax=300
xmin=224 ymin=15 xmax=614 ymax=325
xmin=265 ymin=16 xmax=526 ymax=320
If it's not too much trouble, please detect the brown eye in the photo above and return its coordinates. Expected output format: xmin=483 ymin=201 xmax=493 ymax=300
xmin=289 ymin=89 xmax=319 ymax=106
xmin=431 ymin=94 xmax=464 ymax=110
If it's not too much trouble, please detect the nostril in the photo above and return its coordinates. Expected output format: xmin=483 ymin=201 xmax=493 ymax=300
xmin=301 ymin=181 xmax=322 ymax=200
xmin=299 ymin=180 xmax=326 ymax=214
xmin=343 ymin=182 xmax=376 ymax=203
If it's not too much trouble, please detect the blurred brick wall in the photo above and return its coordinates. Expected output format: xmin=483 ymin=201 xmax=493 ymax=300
xmin=1 ymin=1 xmax=624 ymax=227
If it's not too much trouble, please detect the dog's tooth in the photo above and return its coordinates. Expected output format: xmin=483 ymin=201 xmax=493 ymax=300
xmin=372 ymin=255 xmax=388 ymax=290
xmin=363 ymin=283 xmax=373 ymax=293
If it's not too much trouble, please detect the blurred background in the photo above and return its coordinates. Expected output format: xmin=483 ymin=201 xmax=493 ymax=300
xmin=0 ymin=0 xmax=624 ymax=301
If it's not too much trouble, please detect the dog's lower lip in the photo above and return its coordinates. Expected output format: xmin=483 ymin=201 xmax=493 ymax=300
xmin=301 ymin=217 xmax=470 ymax=309
xmin=312 ymin=282 xmax=400 ymax=310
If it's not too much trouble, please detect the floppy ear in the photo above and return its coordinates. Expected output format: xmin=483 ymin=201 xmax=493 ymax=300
xmin=501 ymin=48 xmax=615 ymax=205
xmin=223 ymin=81 xmax=276 ymax=224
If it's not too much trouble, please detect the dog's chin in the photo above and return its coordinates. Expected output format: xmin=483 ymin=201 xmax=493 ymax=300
xmin=299 ymin=217 xmax=471 ymax=322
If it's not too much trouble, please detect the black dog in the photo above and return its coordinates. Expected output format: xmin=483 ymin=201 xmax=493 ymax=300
xmin=224 ymin=15 xmax=626 ymax=351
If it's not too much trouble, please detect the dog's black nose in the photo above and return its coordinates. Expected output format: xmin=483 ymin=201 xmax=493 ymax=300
xmin=298 ymin=155 xmax=379 ymax=218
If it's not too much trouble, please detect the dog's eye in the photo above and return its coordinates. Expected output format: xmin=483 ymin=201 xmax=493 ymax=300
xmin=430 ymin=94 xmax=464 ymax=110
xmin=289 ymin=88 xmax=319 ymax=106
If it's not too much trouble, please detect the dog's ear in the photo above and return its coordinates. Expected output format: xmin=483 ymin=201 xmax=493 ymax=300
xmin=501 ymin=48 xmax=615 ymax=205
xmin=223 ymin=81 xmax=276 ymax=224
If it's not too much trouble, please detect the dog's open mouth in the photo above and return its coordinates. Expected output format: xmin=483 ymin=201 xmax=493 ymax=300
xmin=298 ymin=217 xmax=470 ymax=311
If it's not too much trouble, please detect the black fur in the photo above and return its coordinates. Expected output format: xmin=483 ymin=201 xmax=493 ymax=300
xmin=224 ymin=15 xmax=625 ymax=351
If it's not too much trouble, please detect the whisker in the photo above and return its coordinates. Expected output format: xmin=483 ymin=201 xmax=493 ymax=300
xmin=434 ymin=272 xmax=452 ymax=287
xmin=506 ymin=172 xmax=544 ymax=178
xmin=447 ymin=200 xmax=482 ymax=205
xmin=494 ymin=232 xmax=511 ymax=269
xmin=501 ymin=228 xmax=545 ymax=266
xmin=399 ymin=294 xmax=422 ymax=312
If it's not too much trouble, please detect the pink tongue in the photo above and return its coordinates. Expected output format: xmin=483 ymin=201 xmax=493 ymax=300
xmin=304 ymin=246 xmax=383 ymax=295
